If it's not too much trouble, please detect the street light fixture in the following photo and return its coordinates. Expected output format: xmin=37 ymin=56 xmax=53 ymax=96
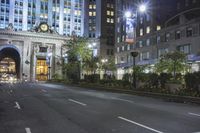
xmin=138 ymin=4 xmax=147 ymax=13
xmin=131 ymin=51 xmax=139 ymax=89
xmin=123 ymin=3 xmax=147 ymax=89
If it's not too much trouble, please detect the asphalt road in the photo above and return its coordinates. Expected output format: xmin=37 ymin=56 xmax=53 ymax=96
xmin=0 ymin=82 xmax=200 ymax=133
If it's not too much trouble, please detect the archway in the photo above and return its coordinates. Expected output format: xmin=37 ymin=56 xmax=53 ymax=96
xmin=0 ymin=46 xmax=21 ymax=79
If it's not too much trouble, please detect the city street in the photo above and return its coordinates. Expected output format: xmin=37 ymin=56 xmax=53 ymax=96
xmin=0 ymin=83 xmax=200 ymax=133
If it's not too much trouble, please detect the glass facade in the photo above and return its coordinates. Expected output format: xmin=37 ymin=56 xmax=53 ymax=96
xmin=0 ymin=0 xmax=84 ymax=36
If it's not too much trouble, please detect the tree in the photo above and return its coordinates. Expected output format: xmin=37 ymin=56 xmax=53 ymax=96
xmin=82 ymin=57 xmax=99 ymax=75
xmin=63 ymin=37 xmax=92 ymax=82
xmin=155 ymin=51 xmax=187 ymax=79
xmin=100 ymin=57 xmax=116 ymax=79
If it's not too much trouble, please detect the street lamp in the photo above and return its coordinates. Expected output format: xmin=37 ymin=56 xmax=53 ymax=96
xmin=131 ymin=51 xmax=139 ymax=89
xmin=124 ymin=3 xmax=147 ymax=89
xmin=138 ymin=4 xmax=147 ymax=13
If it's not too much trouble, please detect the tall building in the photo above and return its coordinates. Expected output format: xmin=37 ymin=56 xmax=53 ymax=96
xmin=0 ymin=0 xmax=89 ymax=81
xmin=0 ymin=0 xmax=85 ymax=36
xmin=115 ymin=0 xmax=200 ymax=79
xmin=84 ymin=0 xmax=116 ymax=58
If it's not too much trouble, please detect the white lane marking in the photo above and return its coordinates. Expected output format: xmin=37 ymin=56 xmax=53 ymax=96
xmin=114 ymin=98 xmax=134 ymax=103
xmin=25 ymin=128 xmax=31 ymax=133
xmin=68 ymin=99 xmax=87 ymax=106
xmin=118 ymin=116 xmax=164 ymax=133
xmin=42 ymin=89 xmax=47 ymax=93
xmin=14 ymin=102 xmax=21 ymax=110
xmin=193 ymin=132 xmax=200 ymax=133
xmin=188 ymin=112 xmax=200 ymax=117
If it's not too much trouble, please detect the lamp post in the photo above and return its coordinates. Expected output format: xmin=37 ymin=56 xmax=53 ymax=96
xmin=131 ymin=51 xmax=139 ymax=89
xmin=124 ymin=4 xmax=147 ymax=89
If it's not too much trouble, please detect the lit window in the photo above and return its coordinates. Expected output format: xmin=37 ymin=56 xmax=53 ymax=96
xmin=140 ymin=29 xmax=143 ymax=36
xmin=146 ymin=26 xmax=150 ymax=34
xmin=89 ymin=5 xmax=93 ymax=9
xmin=110 ymin=19 xmax=114 ymax=23
xmin=107 ymin=11 xmax=110 ymax=15
xmin=107 ymin=18 xmax=110 ymax=23
xmin=89 ymin=12 xmax=92 ymax=16
xmin=93 ymin=12 xmax=96 ymax=16
xmin=157 ymin=25 xmax=161 ymax=31
xmin=110 ymin=11 xmax=114 ymax=16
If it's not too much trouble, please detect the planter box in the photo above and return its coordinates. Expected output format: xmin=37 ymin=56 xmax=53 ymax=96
xmin=166 ymin=83 xmax=182 ymax=93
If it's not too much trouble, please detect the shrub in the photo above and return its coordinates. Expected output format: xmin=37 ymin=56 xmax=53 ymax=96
xmin=159 ymin=73 xmax=172 ymax=88
xmin=147 ymin=73 xmax=159 ymax=88
xmin=84 ymin=74 xmax=100 ymax=83
xmin=185 ymin=72 xmax=200 ymax=93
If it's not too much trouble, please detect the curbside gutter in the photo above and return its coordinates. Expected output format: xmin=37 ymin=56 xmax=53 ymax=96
xmin=46 ymin=81 xmax=200 ymax=105
xmin=71 ymin=84 xmax=200 ymax=105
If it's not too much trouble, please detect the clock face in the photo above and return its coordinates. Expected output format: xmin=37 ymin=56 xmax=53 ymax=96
xmin=40 ymin=23 xmax=48 ymax=32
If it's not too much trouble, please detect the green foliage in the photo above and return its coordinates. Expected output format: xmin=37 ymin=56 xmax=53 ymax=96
xmin=82 ymin=57 xmax=99 ymax=74
xmin=185 ymin=72 xmax=200 ymax=93
xmin=63 ymin=62 xmax=80 ymax=83
xmin=62 ymin=37 xmax=93 ymax=82
xmin=159 ymin=73 xmax=172 ymax=88
xmin=63 ymin=37 xmax=92 ymax=62
xmin=84 ymin=74 xmax=100 ymax=83
xmin=147 ymin=73 xmax=159 ymax=88
xmin=101 ymin=57 xmax=117 ymax=73
xmin=155 ymin=51 xmax=187 ymax=79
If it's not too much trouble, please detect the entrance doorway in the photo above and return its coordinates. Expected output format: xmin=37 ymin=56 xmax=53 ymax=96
xmin=0 ymin=46 xmax=21 ymax=80
xmin=36 ymin=59 xmax=48 ymax=81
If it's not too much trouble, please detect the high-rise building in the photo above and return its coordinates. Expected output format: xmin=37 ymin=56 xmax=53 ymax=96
xmin=84 ymin=0 xmax=116 ymax=58
xmin=0 ymin=0 xmax=85 ymax=36
xmin=115 ymin=0 xmax=200 ymax=79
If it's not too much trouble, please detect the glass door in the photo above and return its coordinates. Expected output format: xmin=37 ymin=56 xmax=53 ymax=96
xmin=36 ymin=59 xmax=48 ymax=81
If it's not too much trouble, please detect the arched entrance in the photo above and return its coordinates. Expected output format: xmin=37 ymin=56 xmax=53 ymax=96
xmin=0 ymin=45 xmax=21 ymax=79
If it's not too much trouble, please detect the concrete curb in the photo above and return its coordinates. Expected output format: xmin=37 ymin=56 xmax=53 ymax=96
xmin=70 ymin=84 xmax=200 ymax=105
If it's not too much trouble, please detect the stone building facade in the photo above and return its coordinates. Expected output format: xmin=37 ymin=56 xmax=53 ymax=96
xmin=0 ymin=29 xmax=68 ymax=81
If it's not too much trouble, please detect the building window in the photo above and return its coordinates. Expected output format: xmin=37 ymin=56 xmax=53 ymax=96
xmin=157 ymin=36 xmax=161 ymax=44
xmin=140 ymin=52 xmax=150 ymax=61
xmin=158 ymin=48 xmax=168 ymax=57
xmin=175 ymin=30 xmax=181 ymax=40
xmin=166 ymin=33 xmax=170 ymax=42
xmin=146 ymin=39 xmax=150 ymax=46
xmin=89 ymin=12 xmax=92 ymax=16
xmin=107 ymin=10 xmax=110 ymax=15
xmin=140 ymin=28 xmax=143 ymax=36
xmin=177 ymin=44 xmax=191 ymax=54
xmin=117 ymin=47 xmax=120 ymax=52
xmin=139 ymin=41 xmax=143 ymax=47
xmin=146 ymin=26 xmax=150 ymax=34
xmin=157 ymin=25 xmax=161 ymax=31
xmin=186 ymin=27 xmax=193 ymax=37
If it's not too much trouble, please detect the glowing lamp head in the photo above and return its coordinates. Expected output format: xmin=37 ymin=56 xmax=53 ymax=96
xmin=125 ymin=11 xmax=132 ymax=18
xmin=139 ymin=4 xmax=147 ymax=13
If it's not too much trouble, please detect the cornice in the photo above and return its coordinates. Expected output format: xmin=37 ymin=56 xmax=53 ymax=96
xmin=0 ymin=30 xmax=70 ymax=41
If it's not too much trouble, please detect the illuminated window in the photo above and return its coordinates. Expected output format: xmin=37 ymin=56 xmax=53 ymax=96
xmin=93 ymin=12 xmax=96 ymax=16
xmin=107 ymin=18 xmax=110 ymax=23
xmin=110 ymin=18 xmax=114 ymax=23
xmin=89 ymin=5 xmax=93 ymax=9
xmin=146 ymin=26 xmax=150 ymax=34
xmin=89 ymin=12 xmax=92 ymax=16
xmin=140 ymin=29 xmax=143 ymax=36
xmin=110 ymin=11 xmax=114 ymax=16
xmin=157 ymin=25 xmax=161 ymax=31
xmin=107 ymin=11 xmax=110 ymax=15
